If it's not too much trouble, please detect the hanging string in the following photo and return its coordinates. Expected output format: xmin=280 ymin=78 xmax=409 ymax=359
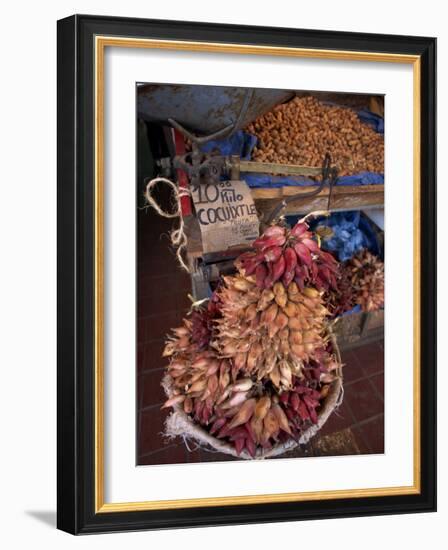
xmin=326 ymin=166 xmax=338 ymax=212
xmin=144 ymin=177 xmax=192 ymax=273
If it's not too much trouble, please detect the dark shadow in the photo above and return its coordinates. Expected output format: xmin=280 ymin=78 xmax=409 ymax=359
xmin=26 ymin=510 xmax=56 ymax=528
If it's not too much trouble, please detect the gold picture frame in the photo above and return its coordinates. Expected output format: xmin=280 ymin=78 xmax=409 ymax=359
xmin=58 ymin=15 xmax=436 ymax=534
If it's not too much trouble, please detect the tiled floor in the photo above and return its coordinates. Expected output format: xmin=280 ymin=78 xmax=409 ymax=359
xmin=137 ymin=202 xmax=384 ymax=465
xmin=310 ymin=340 xmax=384 ymax=454
xmin=137 ymin=195 xmax=192 ymax=463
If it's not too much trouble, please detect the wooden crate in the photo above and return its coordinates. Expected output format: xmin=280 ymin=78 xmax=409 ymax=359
xmin=333 ymin=309 xmax=384 ymax=350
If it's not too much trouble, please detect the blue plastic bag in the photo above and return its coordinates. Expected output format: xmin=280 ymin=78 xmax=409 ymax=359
xmin=285 ymin=211 xmax=382 ymax=262
xmin=315 ymin=212 xmax=382 ymax=261
xmin=315 ymin=212 xmax=368 ymax=261
xmin=357 ymin=109 xmax=384 ymax=134
xmin=199 ymin=130 xmax=257 ymax=160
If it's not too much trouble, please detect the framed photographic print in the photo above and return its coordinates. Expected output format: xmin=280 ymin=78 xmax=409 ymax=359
xmin=57 ymin=14 xmax=436 ymax=534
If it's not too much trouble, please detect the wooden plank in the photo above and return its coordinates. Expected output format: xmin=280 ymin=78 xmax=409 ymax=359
xmin=255 ymin=193 xmax=384 ymax=215
xmin=239 ymin=160 xmax=321 ymax=177
xmin=254 ymin=185 xmax=384 ymax=216
xmin=251 ymin=184 xmax=383 ymax=200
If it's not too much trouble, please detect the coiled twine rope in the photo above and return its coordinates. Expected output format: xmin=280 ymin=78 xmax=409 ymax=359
xmin=144 ymin=177 xmax=192 ymax=273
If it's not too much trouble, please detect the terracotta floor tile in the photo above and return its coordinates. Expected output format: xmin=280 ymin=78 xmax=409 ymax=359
xmin=138 ymin=444 xmax=187 ymax=466
xmin=138 ymin=292 xmax=178 ymax=318
xmin=369 ymin=372 xmax=384 ymax=401
xmin=340 ymin=350 xmax=364 ymax=383
xmin=145 ymin=310 xmax=185 ymax=342
xmin=183 ymin=446 xmax=203 ymax=463
xmin=344 ymin=378 xmax=384 ymax=423
xmin=354 ymin=341 xmax=384 ymax=376
xmin=318 ymin=399 xmax=356 ymax=437
xmin=139 ymin=253 xmax=181 ymax=277
xmin=312 ymin=428 xmax=361 ymax=456
xmin=139 ymin=368 xmax=166 ymax=409
xmin=137 ymin=344 xmax=145 ymax=373
xmin=138 ymin=407 xmax=171 ymax=457
xmin=141 ymin=339 xmax=166 ymax=371
xmin=199 ymin=450 xmax=242 ymax=462
xmin=137 ymin=317 xmax=147 ymax=342
xmin=137 ymin=286 xmax=192 ymax=319
xmin=351 ymin=426 xmax=372 ymax=455
xmin=356 ymin=415 xmax=384 ymax=454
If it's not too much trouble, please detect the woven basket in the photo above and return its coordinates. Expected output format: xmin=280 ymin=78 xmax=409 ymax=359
xmin=162 ymin=330 xmax=343 ymax=460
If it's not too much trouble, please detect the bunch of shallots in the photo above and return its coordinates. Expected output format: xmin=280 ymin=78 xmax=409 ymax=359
xmin=213 ymin=276 xmax=329 ymax=391
xmin=326 ymin=249 xmax=385 ymax=315
xmin=209 ymin=372 xmax=331 ymax=457
xmin=326 ymin=262 xmax=356 ymax=317
xmin=236 ymin=221 xmax=339 ymax=291
xmin=162 ymin=217 xmax=342 ymax=458
xmin=348 ymin=250 xmax=384 ymax=312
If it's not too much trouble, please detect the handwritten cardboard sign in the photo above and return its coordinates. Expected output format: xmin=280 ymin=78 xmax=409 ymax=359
xmin=191 ymin=180 xmax=259 ymax=254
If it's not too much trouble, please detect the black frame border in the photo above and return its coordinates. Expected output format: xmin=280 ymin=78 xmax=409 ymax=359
xmin=57 ymin=14 xmax=436 ymax=534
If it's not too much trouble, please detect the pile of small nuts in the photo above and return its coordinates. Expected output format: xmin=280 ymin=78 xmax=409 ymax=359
xmin=246 ymin=96 xmax=384 ymax=177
